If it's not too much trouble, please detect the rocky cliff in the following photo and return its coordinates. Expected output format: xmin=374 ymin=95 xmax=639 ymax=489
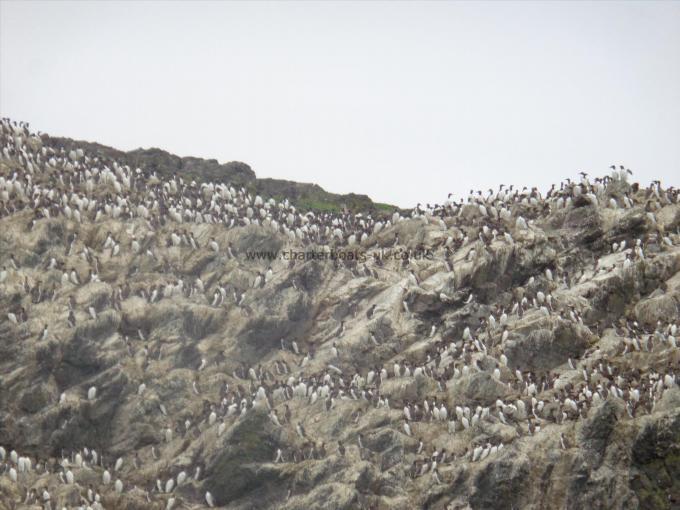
xmin=41 ymin=135 xmax=395 ymax=215
xmin=0 ymin=120 xmax=678 ymax=510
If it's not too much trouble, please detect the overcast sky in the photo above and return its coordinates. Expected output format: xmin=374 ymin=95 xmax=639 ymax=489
xmin=1 ymin=1 xmax=679 ymax=207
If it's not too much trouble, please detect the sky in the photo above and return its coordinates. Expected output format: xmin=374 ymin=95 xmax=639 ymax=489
xmin=1 ymin=1 xmax=679 ymax=208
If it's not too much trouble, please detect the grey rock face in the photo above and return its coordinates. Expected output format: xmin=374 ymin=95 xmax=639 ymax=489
xmin=204 ymin=409 xmax=287 ymax=506
xmin=0 ymin=122 xmax=679 ymax=509
xmin=505 ymin=321 xmax=593 ymax=372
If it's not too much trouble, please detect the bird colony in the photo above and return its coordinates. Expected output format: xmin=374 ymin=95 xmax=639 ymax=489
xmin=0 ymin=118 xmax=679 ymax=510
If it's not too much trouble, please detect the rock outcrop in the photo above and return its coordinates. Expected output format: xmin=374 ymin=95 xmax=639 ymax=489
xmin=0 ymin=119 xmax=678 ymax=509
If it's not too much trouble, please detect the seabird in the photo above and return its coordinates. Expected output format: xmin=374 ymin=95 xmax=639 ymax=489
xmin=366 ymin=304 xmax=377 ymax=319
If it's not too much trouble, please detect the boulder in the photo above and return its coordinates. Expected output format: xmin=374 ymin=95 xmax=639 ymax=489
xmin=635 ymin=294 xmax=679 ymax=327
xmin=470 ymin=450 xmax=531 ymax=509
xmin=448 ymin=371 xmax=511 ymax=407
xmin=203 ymin=409 xmax=287 ymax=505
xmin=631 ymin=409 xmax=680 ymax=510
xmin=579 ymin=399 xmax=624 ymax=468
xmin=564 ymin=206 xmax=603 ymax=247
xmin=505 ymin=321 xmax=593 ymax=372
